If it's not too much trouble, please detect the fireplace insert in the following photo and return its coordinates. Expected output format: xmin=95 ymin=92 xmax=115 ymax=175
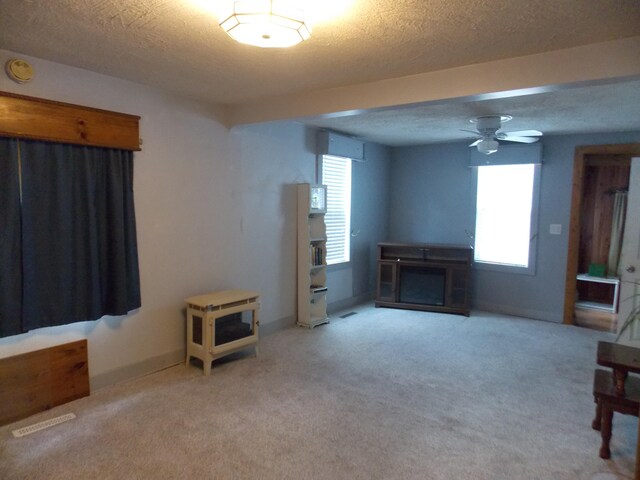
xmin=399 ymin=266 xmax=446 ymax=306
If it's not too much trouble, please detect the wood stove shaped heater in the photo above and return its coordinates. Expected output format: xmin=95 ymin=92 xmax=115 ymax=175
xmin=185 ymin=290 xmax=260 ymax=376
xmin=375 ymin=243 xmax=472 ymax=316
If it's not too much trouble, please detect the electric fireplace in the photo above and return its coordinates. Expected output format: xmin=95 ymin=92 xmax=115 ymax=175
xmin=376 ymin=243 xmax=472 ymax=316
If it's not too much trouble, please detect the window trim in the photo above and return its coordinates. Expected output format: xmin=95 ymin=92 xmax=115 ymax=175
xmin=0 ymin=91 xmax=141 ymax=151
xmin=318 ymin=154 xmax=352 ymax=266
xmin=471 ymin=163 xmax=541 ymax=276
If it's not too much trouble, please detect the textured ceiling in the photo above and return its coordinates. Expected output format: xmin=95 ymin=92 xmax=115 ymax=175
xmin=1 ymin=0 xmax=639 ymax=145
xmin=1 ymin=0 xmax=639 ymax=104
xmin=303 ymin=79 xmax=640 ymax=146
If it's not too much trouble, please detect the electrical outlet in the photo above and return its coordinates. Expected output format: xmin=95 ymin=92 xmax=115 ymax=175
xmin=549 ymin=224 xmax=562 ymax=235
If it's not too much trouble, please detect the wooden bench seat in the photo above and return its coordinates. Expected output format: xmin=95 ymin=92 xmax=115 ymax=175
xmin=592 ymin=369 xmax=640 ymax=459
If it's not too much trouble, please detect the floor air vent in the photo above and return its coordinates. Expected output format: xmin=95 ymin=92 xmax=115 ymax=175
xmin=12 ymin=413 xmax=76 ymax=438
xmin=339 ymin=311 xmax=358 ymax=319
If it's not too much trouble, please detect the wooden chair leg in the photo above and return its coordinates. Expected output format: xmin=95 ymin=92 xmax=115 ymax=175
xmin=600 ymin=405 xmax=613 ymax=459
xmin=593 ymin=398 xmax=602 ymax=430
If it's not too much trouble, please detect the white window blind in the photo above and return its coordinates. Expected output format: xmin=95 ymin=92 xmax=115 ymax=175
xmin=321 ymin=155 xmax=352 ymax=265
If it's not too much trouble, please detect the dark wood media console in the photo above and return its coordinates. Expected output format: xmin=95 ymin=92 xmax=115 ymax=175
xmin=375 ymin=242 xmax=472 ymax=316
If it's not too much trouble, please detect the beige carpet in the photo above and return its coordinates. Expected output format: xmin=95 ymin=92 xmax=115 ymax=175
xmin=0 ymin=304 xmax=636 ymax=480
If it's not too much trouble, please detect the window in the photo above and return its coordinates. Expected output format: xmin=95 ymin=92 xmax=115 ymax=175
xmin=321 ymin=155 xmax=352 ymax=265
xmin=474 ymin=163 xmax=540 ymax=274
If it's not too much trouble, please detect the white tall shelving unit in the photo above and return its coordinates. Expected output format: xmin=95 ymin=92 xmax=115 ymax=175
xmin=297 ymin=183 xmax=329 ymax=328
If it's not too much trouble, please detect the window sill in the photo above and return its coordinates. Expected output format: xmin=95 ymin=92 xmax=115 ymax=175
xmin=327 ymin=261 xmax=351 ymax=271
xmin=473 ymin=261 xmax=536 ymax=276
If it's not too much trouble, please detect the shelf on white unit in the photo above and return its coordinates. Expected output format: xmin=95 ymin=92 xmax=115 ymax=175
xmin=299 ymin=315 xmax=329 ymax=328
xmin=576 ymin=274 xmax=620 ymax=285
xmin=576 ymin=301 xmax=616 ymax=313
xmin=576 ymin=273 xmax=620 ymax=314
xmin=297 ymin=183 xmax=330 ymax=328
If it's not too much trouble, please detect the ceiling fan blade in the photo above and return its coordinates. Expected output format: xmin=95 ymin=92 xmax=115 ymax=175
xmin=469 ymin=139 xmax=482 ymax=147
xmin=503 ymin=130 xmax=543 ymax=137
xmin=501 ymin=136 xmax=539 ymax=144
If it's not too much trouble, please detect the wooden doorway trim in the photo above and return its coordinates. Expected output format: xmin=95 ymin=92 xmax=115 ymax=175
xmin=563 ymin=142 xmax=640 ymax=325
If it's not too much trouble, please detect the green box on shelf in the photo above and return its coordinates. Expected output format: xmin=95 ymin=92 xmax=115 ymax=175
xmin=588 ymin=263 xmax=606 ymax=277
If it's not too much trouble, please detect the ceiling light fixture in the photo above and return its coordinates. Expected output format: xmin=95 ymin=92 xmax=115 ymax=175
xmin=219 ymin=1 xmax=311 ymax=48
xmin=476 ymin=137 xmax=499 ymax=155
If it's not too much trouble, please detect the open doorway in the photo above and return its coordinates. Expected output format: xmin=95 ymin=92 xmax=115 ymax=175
xmin=564 ymin=143 xmax=640 ymax=330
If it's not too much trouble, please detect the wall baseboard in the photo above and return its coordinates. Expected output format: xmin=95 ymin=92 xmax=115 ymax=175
xmin=91 ymin=348 xmax=184 ymax=391
xmin=261 ymin=293 xmax=375 ymax=335
xmin=92 ymin=296 xmax=559 ymax=391
xmin=91 ymin=294 xmax=375 ymax=391
xmin=91 ymin=315 xmax=297 ymax=390
xmin=473 ymin=302 xmax=562 ymax=323
xmin=328 ymin=292 xmax=375 ymax=315
xmin=260 ymin=314 xmax=296 ymax=336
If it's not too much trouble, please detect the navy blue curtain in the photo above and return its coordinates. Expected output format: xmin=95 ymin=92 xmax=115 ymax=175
xmin=0 ymin=139 xmax=140 ymax=337
xmin=0 ymin=138 xmax=22 ymax=337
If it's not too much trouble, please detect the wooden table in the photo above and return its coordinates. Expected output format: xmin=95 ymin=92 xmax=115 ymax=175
xmin=592 ymin=369 xmax=640 ymax=459
xmin=593 ymin=341 xmax=640 ymax=463
xmin=597 ymin=341 xmax=640 ymax=396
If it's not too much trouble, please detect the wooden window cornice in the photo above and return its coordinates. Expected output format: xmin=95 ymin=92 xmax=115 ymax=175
xmin=0 ymin=91 xmax=141 ymax=151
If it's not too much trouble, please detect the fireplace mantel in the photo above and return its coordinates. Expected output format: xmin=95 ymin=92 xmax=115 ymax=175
xmin=375 ymin=242 xmax=472 ymax=316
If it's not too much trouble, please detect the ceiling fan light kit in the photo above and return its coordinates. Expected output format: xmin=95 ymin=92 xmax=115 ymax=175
xmin=219 ymin=0 xmax=312 ymax=48
xmin=466 ymin=115 xmax=543 ymax=155
xmin=477 ymin=138 xmax=499 ymax=155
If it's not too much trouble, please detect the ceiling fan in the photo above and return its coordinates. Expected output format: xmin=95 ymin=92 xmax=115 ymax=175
xmin=463 ymin=115 xmax=543 ymax=155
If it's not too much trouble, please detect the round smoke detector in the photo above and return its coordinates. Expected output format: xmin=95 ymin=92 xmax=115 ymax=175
xmin=5 ymin=58 xmax=34 ymax=84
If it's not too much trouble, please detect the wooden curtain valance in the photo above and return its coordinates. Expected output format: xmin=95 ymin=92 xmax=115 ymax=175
xmin=0 ymin=91 xmax=141 ymax=151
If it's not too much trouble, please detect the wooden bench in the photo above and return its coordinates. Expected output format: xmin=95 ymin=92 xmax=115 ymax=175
xmin=592 ymin=369 xmax=640 ymax=459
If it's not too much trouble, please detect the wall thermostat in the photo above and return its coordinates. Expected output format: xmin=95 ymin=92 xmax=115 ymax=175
xmin=5 ymin=59 xmax=34 ymax=84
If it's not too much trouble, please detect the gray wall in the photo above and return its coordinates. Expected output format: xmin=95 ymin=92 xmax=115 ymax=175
xmin=352 ymin=143 xmax=392 ymax=297
xmin=390 ymin=131 xmax=640 ymax=322
xmin=389 ymin=142 xmax=473 ymax=245
xmin=327 ymin=142 xmax=392 ymax=310
xmin=228 ymin=123 xmax=392 ymax=325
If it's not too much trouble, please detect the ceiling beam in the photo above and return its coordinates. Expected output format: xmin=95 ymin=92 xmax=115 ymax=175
xmin=228 ymin=36 xmax=640 ymax=127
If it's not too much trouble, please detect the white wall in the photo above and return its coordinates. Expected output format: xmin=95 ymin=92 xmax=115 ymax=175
xmin=0 ymin=50 xmax=319 ymax=388
xmin=0 ymin=49 xmax=390 ymax=388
